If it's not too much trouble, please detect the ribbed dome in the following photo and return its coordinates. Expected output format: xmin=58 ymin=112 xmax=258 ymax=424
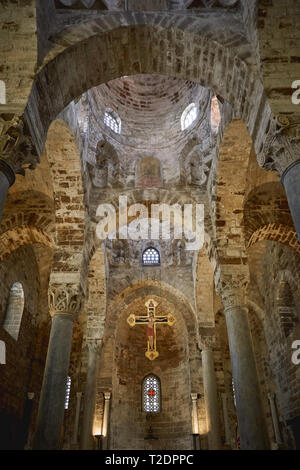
xmin=89 ymin=74 xmax=210 ymax=149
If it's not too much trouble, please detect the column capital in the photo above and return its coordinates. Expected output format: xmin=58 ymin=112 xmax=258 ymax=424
xmin=199 ymin=335 xmax=215 ymax=351
xmin=257 ymin=116 xmax=300 ymax=176
xmin=104 ymin=392 xmax=111 ymax=401
xmin=86 ymin=338 xmax=103 ymax=354
xmin=48 ymin=284 xmax=84 ymax=318
xmin=215 ymin=267 xmax=249 ymax=311
xmin=191 ymin=393 xmax=198 ymax=401
xmin=0 ymin=114 xmax=39 ymax=178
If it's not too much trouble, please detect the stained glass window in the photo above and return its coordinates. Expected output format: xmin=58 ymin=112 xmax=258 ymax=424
xmin=65 ymin=376 xmax=71 ymax=410
xmin=104 ymin=108 xmax=121 ymax=134
xmin=181 ymin=103 xmax=198 ymax=131
xmin=142 ymin=247 xmax=160 ymax=265
xmin=142 ymin=375 xmax=161 ymax=413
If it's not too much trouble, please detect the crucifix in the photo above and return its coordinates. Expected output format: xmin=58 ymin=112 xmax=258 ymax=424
xmin=127 ymin=299 xmax=176 ymax=361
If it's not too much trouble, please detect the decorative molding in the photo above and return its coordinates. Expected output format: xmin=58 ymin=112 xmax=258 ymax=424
xmin=87 ymin=338 xmax=103 ymax=353
xmin=215 ymin=267 xmax=249 ymax=311
xmin=48 ymin=285 xmax=83 ymax=317
xmin=0 ymin=115 xmax=39 ymax=177
xmin=199 ymin=335 xmax=215 ymax=351
xmin=257 ymin=118 xmax=300 ymax=176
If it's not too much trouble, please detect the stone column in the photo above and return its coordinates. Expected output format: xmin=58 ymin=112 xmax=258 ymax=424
xmin=281 ymin=159 xmax=300 ymax=240
xmin=191 ymin=393 xmax=199 ymax=435
xmin=201 ymin=343 xmax=222 ymax=450
xmin=102 ymin=392 xmax=111 ymax=450
xmin=0 ymin=116 xmax=38 ymax=221
xmin=33 ymin=285 xmax=82 ymax=450
xmin=258 ymin=119 xmax=300 ymax=240
xmin=80 ymin=339 xmax=102 ymax=450
xmin=268 ymin=392 xmax=282 ymax=445
xmin=72 ymin=392 xmax=82 ymax=446
xmin=221 ymin=393 xmax=231 ymax=446
xmin=217 ymin=273 xmax=268 ymax=450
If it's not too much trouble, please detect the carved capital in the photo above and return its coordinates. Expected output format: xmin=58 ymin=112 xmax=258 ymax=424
xmin=48 ymin=284 xmax=83 ymax=318
xmin=0 ymin=115 xmax=39 ymax=178
xmin=104 ymin=392 xmax=111 ymax=401
xmin=257 ymin=117 xmax=300 ymax=176
xmin=199 ymin=335 xmax=215 ymax=351
xmin=215 ymin=267 xmax=249 ymax=311
xmin=87 ymin=338 xmax=103 ymax=354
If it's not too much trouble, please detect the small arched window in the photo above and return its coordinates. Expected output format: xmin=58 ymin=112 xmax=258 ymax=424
xmin=65 ymin=376 xmax=71 ymax=410
xmin=104 ymin=108 xmax=121 ymax=134
xmin=3 ymin=282 xmax=24 ymax=341
xmin=142 ymin=247 xmax=160 ymax=266
xmin=181 ymin=103 xmax=198 ymax=131
xmin=142 ymin=375 xmax=161 ymax=413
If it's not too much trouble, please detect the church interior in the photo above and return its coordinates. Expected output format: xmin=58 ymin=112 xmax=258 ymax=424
xmin=0 ymin=0 xmax=300 ymax=451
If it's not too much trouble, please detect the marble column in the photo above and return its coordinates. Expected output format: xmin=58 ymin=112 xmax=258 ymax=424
xmin=258 ymin=120 xmax=300 ymax=241
xmin=33 ymin=285 xmax=82 ymax=450
xmin=80 ymin=339 xmax=102 ymax=450
xmin=268 ymin=392 xmax=282 ymax=445
xmin=201 ymin=346 xmax=222 ymax=450
xmin=0 ymin=116 xmax=39 ymax=221
xmin=219 ymin=278 xmax=268 ymax=450
xmin=221 ymin=393 xmax=231 ymax=446
xmin=281 ymin=159 xmax=300 ymax=240
xmin=102 ymin=392 xmax=111 ymax=450
xmin=72 ymin=392 xmax=82 ymax=446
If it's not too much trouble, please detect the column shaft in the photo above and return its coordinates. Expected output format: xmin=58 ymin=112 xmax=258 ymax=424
xmin=34 ymin=314 xmax=74 ymax=449
xmin=281 ymin=159 xmax=300 ymax=241
xmin=80 ymin=345 xmax=98 ymax=449
xmin=72 ymin=392 xmax=82 ymax=446
xmin=225 ymin=305 xmax=267 ymax=449
xmin=102 ymin=392 xmax=111 ymax=450
xmin=201 ymin=349 xmax=222 ymax=450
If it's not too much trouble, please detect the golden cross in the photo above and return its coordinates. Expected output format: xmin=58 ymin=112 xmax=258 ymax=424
xmin=127 ymin=299 xmax=176 ymax=361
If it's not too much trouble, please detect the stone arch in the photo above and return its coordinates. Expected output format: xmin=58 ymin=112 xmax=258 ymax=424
xmin=43 ymin=119 xmax=85 ymax=287
xmin=0 ymin=225 xmax=54 ymax=262
xmin=88 ymin=139 xmax=120 ymax=188
xmin=248 ymin=224 xmax=300 ymax=257
xmin=110 ymin=289 xmax=194 ymax=449
xmin=105 ymin=280 xmax=198 ymax=344
xmin=25 ymin=25 xmax=272 ymax=161
xmin=243 ymin=182 xmax=295 ymax=245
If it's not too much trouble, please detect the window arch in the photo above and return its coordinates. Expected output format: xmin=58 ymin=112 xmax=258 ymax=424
xmin=181 ymin=103 xmax=198 ymax=131
xmin=142 ymin=247 xmax=160 ymax=266
xmin=142 ymin=375 xmax=161 ymax=413
xmin=3 ymin=282 xmax=24 ymax=340
xmin=104 ymin=108 xmax=121 ymax=134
